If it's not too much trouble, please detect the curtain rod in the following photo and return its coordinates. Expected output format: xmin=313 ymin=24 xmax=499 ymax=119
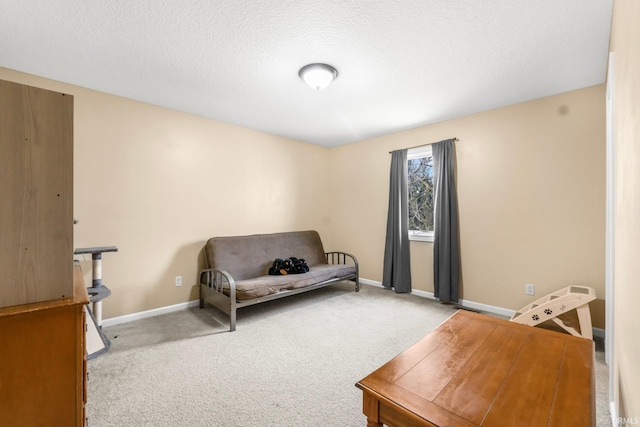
xmin=389 ymin=138 xmax=458 ymax=153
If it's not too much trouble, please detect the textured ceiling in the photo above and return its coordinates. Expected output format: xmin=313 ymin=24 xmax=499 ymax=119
xmin=0 ymin=1 xmax=613 ymax=147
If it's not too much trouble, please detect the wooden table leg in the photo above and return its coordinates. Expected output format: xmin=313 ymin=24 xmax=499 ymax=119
xmin=362 ymin=392 xmax=383 ymax=426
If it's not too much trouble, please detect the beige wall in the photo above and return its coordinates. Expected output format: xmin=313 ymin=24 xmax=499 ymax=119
xmin=0 ymin=67 xmax=332 ymax=318
xmin=328 ymin=85 xmax=606 ymax=328
xmin=0 ymin=67 xmax=606 ymax=330
xmin=610 ymin=0 xmax=640 ymax=420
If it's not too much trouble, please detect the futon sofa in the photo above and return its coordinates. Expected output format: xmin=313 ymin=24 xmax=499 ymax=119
xmin=199 ymin=230 xmax=359 ymax=331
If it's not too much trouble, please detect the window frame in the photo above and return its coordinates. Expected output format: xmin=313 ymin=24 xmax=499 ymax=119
xmin=407 ymin=145 xmax=435 ymax=243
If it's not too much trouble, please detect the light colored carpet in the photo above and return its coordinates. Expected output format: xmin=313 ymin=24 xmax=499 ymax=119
xmin=86 ymin=283 xmax=611 ymax=427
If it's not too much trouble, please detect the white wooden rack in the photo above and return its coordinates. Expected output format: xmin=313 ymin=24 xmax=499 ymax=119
xmin=510 ymin=285 xmax=596 ymax=340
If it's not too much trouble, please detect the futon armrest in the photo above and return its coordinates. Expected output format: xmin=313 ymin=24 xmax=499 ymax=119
xmin=325 ymin=251 xmax=360 ymax=291
xmin=199 ymin=268 xmax=236 ymax=300
xmin=325 ymin=251 xmax=357 ymax=266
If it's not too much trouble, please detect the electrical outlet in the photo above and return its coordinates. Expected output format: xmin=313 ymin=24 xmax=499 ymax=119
xmin=175 ymin=276 xmax=182 ymax=287
xmin=525 ymin=283 xmax=535 ymax=296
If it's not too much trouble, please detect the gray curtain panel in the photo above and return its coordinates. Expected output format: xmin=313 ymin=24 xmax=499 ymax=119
xmin=383 ymin=149 xmax=412 ymax=293
xmin=432 ymin=139 xmax=460 ymax=303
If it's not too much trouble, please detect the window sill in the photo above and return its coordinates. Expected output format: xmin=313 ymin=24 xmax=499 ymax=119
xmin=408 ymin=233 xmax=434 ymax=243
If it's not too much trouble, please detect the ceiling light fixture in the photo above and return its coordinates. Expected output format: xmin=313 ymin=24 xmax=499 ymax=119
xmin=299 ymin=63 xmax=338 ymax=90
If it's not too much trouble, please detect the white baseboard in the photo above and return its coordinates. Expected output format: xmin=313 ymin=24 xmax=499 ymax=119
xmin=102 ymin=279 xmax=607 ymax=341
xmin=360 ymin=278 xmax=605 ymax=337
xmin=359 ymin=278 xmax=387 ymax=288
xmin=101 ymin=300 xmax=200 ymax=328
xmin=361 ymin=278 xmax=515 ymax=318
xmin=610 ymin=400 xmax=618 ymax=426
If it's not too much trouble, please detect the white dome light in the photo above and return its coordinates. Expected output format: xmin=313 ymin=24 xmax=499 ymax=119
xmin=299 ymin=63 xmax=338 ymax=90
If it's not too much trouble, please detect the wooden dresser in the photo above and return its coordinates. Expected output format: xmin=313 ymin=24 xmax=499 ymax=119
xmin=356 ymin=310 xmax=595 ymax=427
xmin=0 ymin=266 xmax=89 ymax=426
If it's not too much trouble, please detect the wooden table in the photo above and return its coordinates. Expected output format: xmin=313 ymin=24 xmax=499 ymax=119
xmin=355 ymin=310 xmax=595 ymax=427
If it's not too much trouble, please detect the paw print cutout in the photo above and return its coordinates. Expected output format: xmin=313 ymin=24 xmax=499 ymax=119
xmin=532 ymin=314 xmax=539 ymax=321
xmin=544 ymin=308 xmax=553 ymax=315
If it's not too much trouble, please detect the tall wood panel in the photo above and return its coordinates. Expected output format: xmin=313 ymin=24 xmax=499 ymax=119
xmin=0 ymin=79 xmax=73 ymax=307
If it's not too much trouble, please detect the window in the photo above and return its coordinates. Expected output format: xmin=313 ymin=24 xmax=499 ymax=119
xmin=407 ymin=145 xmax=434 ymax=242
